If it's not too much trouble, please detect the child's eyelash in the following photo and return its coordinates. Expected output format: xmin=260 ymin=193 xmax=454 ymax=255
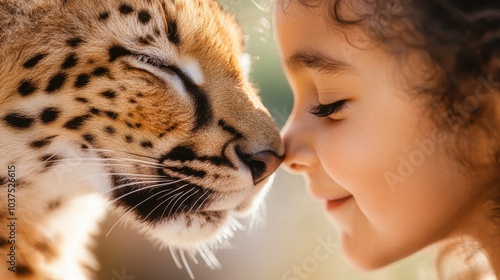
xmin=309 ymin=100 xmax=348 ymax=118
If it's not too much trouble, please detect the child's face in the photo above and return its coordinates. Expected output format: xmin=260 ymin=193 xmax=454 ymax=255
xmin=274 ymin=1 xmax=487 ymax=269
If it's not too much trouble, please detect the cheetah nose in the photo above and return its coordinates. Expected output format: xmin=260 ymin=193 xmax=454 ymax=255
xmin=236 ymin=147 xmax=283 ymax=185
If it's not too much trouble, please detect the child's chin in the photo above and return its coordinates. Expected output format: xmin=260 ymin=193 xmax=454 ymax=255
xmin=340 ymin=240 xmax=403 ymax=271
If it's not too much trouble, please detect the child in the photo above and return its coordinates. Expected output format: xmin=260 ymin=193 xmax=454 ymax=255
xmin=274 ymin=0 xmax=500 ymax=278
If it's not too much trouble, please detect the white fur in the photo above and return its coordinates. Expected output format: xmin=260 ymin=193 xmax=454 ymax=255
xmin=180 ymin=56 xmax=205 ymax=85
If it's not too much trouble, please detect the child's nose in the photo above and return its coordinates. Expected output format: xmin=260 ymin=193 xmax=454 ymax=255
xmin=280 ymin=113 xmax=318 ymax=174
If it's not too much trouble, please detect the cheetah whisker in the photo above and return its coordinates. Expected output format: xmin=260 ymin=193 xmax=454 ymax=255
xmin=90 ymin=175 xmax=192 ymax=202
xmin=84 ymin=170 xmax=190 ymax=199
xmin=198 ymin=244 xmax=222 ymax=270
xmin=86 ymin=148 xmax=160 ymax=162
xmin=54 ymin=162 xmax=160 ymax=171
xmin=169 ymin=244 xmax=220 ymax=279
xmin=22 ymin=143 xmax=74 ymax=178
xmin=188 ymin=250 xmax=199 ymax=265
xmin=187 ymin=188 xmax=207 ymax=213
xmin=195 ymin=192 xmax=213 ymax=212
xmin=105 ymin=189 xmax=168 ymax=237
xmin=160 ymin=192 xmax=184 ymax=219
xmin=50 ymin=156 xmax=166 ymax=168
xmin=71 ymin=172 xmax=167 ymax=184
xmin=181 ymin=249 xmax=195 ymax=280
xmin=166 ymin=188 xmax=198 ymax=219
xmin=81 ymin=178 xmax=179 ymax=206
xmin=108 ymin=180 xmax=189 ymax=205
xmin=169 ymin=247 xmax=183 ymax=270
xmin=229 ymin=217 xmax=245 ymax=232
xmin=155 ymin=183 xmax=192 ymax=201
xmin=166 ymin=214 xmax=244 ymax=279
xmin=248 ymin=200 xmax=266 ymax=234
xmin=142 ymin=187 xmax=187 ymax=222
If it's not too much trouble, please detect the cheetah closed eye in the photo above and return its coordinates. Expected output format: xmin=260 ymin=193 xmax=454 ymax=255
xmin=0 ymin=0 xmax=284 ymax=279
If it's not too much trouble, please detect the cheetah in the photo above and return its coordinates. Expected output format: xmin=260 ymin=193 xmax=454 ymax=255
xmin=0 ymin=0 xmax=284 ymax=279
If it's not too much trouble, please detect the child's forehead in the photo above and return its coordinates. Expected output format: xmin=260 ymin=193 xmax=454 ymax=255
xmin=273 ymin=1 xmax=373 ymax=60
xmin=273 ymin=1 xmax=333 ymax=38
xmin=273 ymin=0 xmax=368 ymax=23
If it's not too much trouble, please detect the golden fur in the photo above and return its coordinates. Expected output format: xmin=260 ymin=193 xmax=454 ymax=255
xmin=0 ymin=0 xmax=283 ymax=279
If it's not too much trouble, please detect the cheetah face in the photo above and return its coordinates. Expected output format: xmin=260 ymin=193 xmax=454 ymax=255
xmin=0 ymin=0 xmax=283 ymax=251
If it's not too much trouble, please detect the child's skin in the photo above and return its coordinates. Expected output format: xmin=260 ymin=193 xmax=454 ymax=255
xmin=274 ymin=0 xmax=500 ymax=276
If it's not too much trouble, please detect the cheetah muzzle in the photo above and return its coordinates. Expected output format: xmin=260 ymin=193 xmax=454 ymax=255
xmin=0 ymin=0 xmax=284 ymax=279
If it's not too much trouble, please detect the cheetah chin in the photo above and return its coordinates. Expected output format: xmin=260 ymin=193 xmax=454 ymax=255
xmin=0 ymin=0 xmax=284 ymax=279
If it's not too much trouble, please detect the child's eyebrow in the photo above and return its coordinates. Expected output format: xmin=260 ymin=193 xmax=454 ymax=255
xmin=287 ymin=49 xmax=356 ymax=75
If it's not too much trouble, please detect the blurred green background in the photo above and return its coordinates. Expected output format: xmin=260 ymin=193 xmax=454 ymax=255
xmin=95 ymin=1 xmax=434 ymax=279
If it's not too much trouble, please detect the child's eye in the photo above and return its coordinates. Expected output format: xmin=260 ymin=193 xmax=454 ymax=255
xmin=309 ymin=100 xmax=348 ymax=118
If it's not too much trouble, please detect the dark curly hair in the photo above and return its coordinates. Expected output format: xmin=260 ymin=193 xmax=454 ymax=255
xmin=278 ymin=0 xmax=500 ymax=277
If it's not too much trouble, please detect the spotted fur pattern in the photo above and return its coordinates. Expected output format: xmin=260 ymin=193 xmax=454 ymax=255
xmin=0 ymin=0 xmax=283 ymax=279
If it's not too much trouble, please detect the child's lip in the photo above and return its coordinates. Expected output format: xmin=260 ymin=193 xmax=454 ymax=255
xmin=326 ymin=195 xmax=353 ymax=211
xmin=309 ymin=187 xmax=352 ymax=202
